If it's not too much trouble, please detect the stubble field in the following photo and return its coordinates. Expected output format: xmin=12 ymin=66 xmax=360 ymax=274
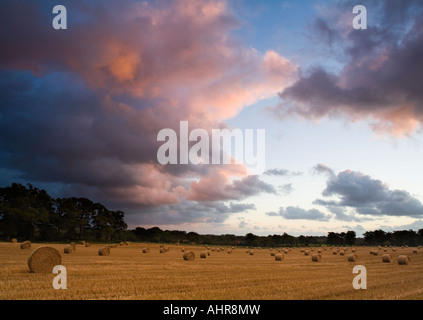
xmin=1 ymin=242 xmax=423 ymax=300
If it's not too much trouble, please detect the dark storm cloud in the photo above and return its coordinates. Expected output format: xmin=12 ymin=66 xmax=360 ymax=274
xmin=125 ymin=201 xmax=256 ymax=226
xmin=0 ymin=0 xmax=296 ymax=218
xmin=269 ymin=0 xmax=423 ymax=135
xmin=314 ymin=166 xmax=423 ymax=219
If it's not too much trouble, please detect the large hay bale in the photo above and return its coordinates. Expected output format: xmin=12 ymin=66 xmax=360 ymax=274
xmin=142 ymin=248 xmax=150 ymax=253
xmin=63 ymin=245 xmax=76 ymax=254
xmin=200 ymin=251 xmax=207 ymax=259
xmin=413 ymin=249 xmax=418 ymax=254
xmin=382 ymin=254 xmax=392 ymax=263
xmin=284 ymin=249 xmax=289 ymax=254
xmin=270 ymin=252 xmax=275 ymax=256
xmin=85 ymin=242 xmax=91 ymax=247
xmin=370 ymin=249 xmax=378 ymax=255
xmin=98 ymin=246 xmax=111 ymax=256
xmin=227 ymin=249 xmax=232 ymax=254
xmin=275 ymin=254 xmax=284 ymax=261
xmin=249 ymin=250 xmax=254 ymax=255
xmin=27 ymin=246 xmax=62 ymax=273
xmin=304 ymin=250 xmax=310 ymax=256
xmin=398 ymin=255 xmax=410 ymax=265
xmin=339 ymin=250 xmax=345 ymax=256
xmin=80 ymin=241 xmax=85 ymax=246
xmin=312 ymin=254 xmax=322 ymax=262
xmin=11 ymin=238 xmax=18 ymax=243
xmin=348 ymin=254 xmax=358 ymax=262
xmin=183 ymin=251 xmax=195 ymax=261
xmin=332 ymin=250 xmax=337 ymax=255
xmin=20 ymin=240 xmax=31 ymax=249
xmin=160 ymin=248 xmax=166 ymax=253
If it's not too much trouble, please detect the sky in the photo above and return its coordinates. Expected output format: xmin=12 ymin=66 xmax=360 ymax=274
xmin=1 ymin=0 xmax=423 ymax=237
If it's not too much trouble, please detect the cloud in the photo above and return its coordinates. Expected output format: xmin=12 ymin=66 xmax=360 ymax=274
xmin=314 ymin=166 xmax=423 ymax=219
xmin=187 ymin=169 xmax=276 ymax=202
xmin=264 ymin=168 xmax=302 ymax=176
xmin=268 ymin=0 xmax=423 ymax=136
xmin=125 ymin=200 xmax=256 ymax=226
xmin=279 ymin=183 xmax=294 ymax=195
xmin=0 ymin=0 xmax=296 ymax=222
xmin=313 ymin=163 xmax=335 ymax=178
xmin=266 ymin=206 xmax=332 ymax=221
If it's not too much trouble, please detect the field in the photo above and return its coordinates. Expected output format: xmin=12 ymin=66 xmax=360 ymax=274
xmin=1 ymin=242 xmax=423 ymax=300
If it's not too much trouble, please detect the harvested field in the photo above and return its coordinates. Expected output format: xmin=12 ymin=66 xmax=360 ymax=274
xmin=1 ymin=242 xmax=423 ymax=300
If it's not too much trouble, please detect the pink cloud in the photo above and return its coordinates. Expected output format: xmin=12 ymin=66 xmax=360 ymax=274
xmin=1 ymin=0 xmax=296 ymax=209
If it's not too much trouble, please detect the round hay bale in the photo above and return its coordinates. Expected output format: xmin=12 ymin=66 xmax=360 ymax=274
xmin=85 ymin=242 xmax=91 ymax=247
xmin=275 ymin=254 xmax=284 ymax=261
xmin=348 ymin=254 xmax=358 ymax=262
xmin=370 ymin=249 xmax=378 ymax=255
xmin=284 ymin=249 xmax=289 ymax=254
xmin=20 ymin=240 xmax=31 ymax=249
xmin=63 ymin=245 xmax=76 ymax=254
xmin=304 ymin=250 xmax=310 ymax=256
xmin=142 ymin=248 xmax=150 ymax=253
xmin=227 ymin=249 xmax=232 ymax=254
xmin=270 ymin=252 xmax=275 ymax=256
xmin=160 ymin=248 xmax=166 ymax=253
xmin=413 ymin=249 xmax=418 ymax=254
xmin=249 ymin=250 xmax=254 ymax=255
xmin=352 ymin=248 xmax=356 ymax=252
xmin=70 ymin=242 xmax=76 ymax=247
xmin=317 ymin=249 xmax=322 ymax=253
xmin=27 ymin=246 xmax=62 ymax=273
xmin=382 ymin=254 xmax=392 ymax=263
xmin=332 ymin=250 xmax=337 ymax=255
xmin=183 ymin=251 xmax=195 ymax=261
xmin=11 ymin=238 xmax=18 ymax=243
xmin=98 ymin=246 xmax=110 ymax=256
xmin=312 ymin=254 xmax=322 ymax=262
xmin=200 ymin=251 xmax=207 ymax=259
xmin=398 ymin=255 xmax=410 ymax=265
xmin=339 ymin=250 xmax=345 ymax=256
xmin=207 ymin=250 xmax=211 ymax=256
xmin=80 ymin=241 xmax=85 ymax=245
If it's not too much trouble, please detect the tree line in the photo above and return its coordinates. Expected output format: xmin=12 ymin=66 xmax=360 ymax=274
xmin=0 ymin=183 xmax=127 ymax=242
xmin=2 ymin=183 xmax=423 ymax=247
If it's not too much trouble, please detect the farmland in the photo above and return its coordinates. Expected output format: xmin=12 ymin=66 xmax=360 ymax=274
xmin=1 ymin=242 xmax=423 ymax=300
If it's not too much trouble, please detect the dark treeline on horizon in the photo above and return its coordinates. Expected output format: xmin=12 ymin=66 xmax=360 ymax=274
xmin=132 ymin=227 xmax=423 ymax=247
xmin=0 ymin=183 xmax=127 ymax=242
xmin=1 ymin=183 xmax=423 ymax=247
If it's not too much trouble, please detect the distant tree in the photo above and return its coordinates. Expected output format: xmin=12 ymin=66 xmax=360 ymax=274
xmin=345 ymin=231 xmax=356 ymax=245
xmin=327 ymin=232 xmax=342 ymax=245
